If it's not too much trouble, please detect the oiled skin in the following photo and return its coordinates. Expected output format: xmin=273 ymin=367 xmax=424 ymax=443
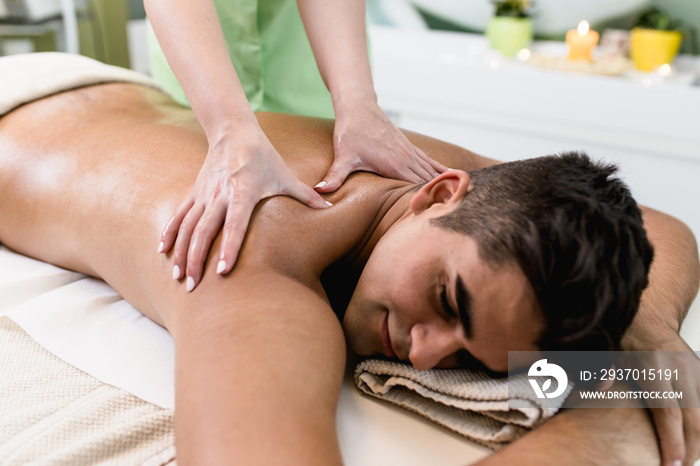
xmin=0 ymin=83 xmax=493 ymax=324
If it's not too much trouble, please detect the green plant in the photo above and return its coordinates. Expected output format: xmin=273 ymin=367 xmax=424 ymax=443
xmin=635 ymin=7 xmax=681 ymax=31
xmin=492 ymin=0 xmax=532 ymax=19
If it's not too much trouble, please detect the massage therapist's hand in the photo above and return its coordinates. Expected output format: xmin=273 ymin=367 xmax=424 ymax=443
xmin=314 ymin=100 xmax=449 ymax=193
xmin=158 ymin=125 xmax=330 ymax=291
xmin=624 ymin=329 xmax=700 ymax=466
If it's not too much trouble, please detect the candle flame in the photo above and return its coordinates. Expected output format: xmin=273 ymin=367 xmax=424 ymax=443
xmin=659 ymin=64 xmax=672 ymax=77
xmin=578 ymin=20 xmax=590 ymax=35
xmin=517 ymin=48 xmax=531 ymax=61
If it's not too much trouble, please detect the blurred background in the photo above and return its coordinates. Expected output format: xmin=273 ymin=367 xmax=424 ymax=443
xmin=367 ymin=0 xmax=699 ymax=52
xmin=0 ymin=0 xmax=698 ymax=70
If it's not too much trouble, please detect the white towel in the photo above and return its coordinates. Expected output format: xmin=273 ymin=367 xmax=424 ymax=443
xmin=355 ymin=359 xmax=572 ymax=450
xmin=0 ymin=52 xmax=162 ymax=117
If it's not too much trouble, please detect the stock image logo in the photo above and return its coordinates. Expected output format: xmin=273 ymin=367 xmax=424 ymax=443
xmin=528 ymin=359 xmax=569 ymax=399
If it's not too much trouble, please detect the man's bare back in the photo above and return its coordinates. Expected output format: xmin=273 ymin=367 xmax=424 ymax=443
xmin=0 ymin=82 xmax=491 ymax=324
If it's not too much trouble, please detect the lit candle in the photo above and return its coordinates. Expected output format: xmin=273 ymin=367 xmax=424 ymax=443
xmin=658 ymin=63 xmax=673 ymax=77
xmin=566 ymin=21 xmax=600 ymax=61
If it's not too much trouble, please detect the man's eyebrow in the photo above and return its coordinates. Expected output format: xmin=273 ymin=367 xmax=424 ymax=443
xmin=455 ymin=274 xmax=472 ymax=339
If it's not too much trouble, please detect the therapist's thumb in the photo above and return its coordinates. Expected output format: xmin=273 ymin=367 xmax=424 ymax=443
xmin=285 ymin=179 xmax=332 ymax=209
xmin=315 ymin=161 xmax=353 ymax=193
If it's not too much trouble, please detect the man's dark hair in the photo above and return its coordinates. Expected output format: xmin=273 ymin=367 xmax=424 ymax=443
xmin=433 ymin=152 xmax=654 ymax=352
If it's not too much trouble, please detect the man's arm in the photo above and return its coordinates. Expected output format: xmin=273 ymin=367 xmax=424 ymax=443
xmin=622 ymin=206 xmax=700 ymax=466
xmin=475 ymin=384 xmax=660 ymax=466
xmin=165 ymin=269 xmax=346 ymax=465
xmin=625 ymin=207 xmax=700 ymax=346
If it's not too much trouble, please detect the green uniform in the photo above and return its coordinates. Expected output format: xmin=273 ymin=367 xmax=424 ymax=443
xmin=146 ymin=0 xmax=334 ymax=118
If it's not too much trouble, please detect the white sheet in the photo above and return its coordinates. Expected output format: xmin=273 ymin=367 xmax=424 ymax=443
xmin=0 ymin=247 xmax=175 ymax=410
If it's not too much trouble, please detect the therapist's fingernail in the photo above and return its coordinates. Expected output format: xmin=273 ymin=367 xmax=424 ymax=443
xmin=158 ymin=241 xmax=165 ymax=253
xmin=186 ymin=277 xmax=195 ymax=292
xmin=217 ymin=260 xmax=227 ymax=274
xmin=325 ymin=201 xmax=333 ymax=207
xmin=315 ymin=181 xmax=327 ymax=189
xmin=173 ymin=265 xmax=181 ymax=280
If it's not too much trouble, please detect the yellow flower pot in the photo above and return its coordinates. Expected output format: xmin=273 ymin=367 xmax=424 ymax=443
xmin=630 ymin=28 xmax=683 ymax=72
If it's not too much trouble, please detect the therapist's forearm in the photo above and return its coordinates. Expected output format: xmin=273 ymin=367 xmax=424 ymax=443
xmin=623 ymin=207 xmax=700 ymax=348
xmin=296 ymin=0 xmax=376 ymax=109
xmin=144 ymin=0 xmax=257 ymax=141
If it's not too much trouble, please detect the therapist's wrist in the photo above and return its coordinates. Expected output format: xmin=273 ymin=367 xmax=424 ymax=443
xmin=331 ymin=86 xmax=377 ymax=114
xmin=201 ymin=113 xmax=261 ymax=147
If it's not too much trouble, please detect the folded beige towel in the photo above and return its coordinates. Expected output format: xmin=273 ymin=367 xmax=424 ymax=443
xmin=355 ymin=359 xmax=572 ymax=450
xmin=0 ymin=316 xmax=175 ymax=465
xmin=0 ymin=52 xmax=162 ymax=117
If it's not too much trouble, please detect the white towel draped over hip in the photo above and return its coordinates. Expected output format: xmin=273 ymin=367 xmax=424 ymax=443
xmin=0 ymin=52 xmax=161 ymax=118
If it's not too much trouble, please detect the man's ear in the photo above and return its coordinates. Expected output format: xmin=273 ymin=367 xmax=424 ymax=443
xmin=410 ymin=170 xmax=471 ymax=214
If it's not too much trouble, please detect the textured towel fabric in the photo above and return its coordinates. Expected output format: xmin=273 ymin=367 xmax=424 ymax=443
xmin=0 ymin=317 xmax=176 ymax=465
xmin=0 ymin=52 xmax=162 ymax=117
xmin=355 ymin=359 xmax=572 ymax=450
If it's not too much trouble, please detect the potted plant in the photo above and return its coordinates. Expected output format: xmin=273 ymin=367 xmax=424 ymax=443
xmin=486 ymin=0 xmax=534 ymax=57
xmin=630 ymin=7 xmax=683 ymax=72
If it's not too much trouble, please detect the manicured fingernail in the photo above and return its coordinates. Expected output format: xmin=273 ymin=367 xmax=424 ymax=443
xmin=670 ymin=461 xmax=682 ymax=466
xmin=315 ymin=181 xmax=327 ymax=189
xmin=325 ymin=201 xmax=333 ymax=207
xmin=186 ymin=276 xmax=195 ymax=292
xmin=173 ymin=265 xmax=181 ymax=280
xmin=217 ymin=260 xmax=226 ymax=274
xmin=158 ymin=241 xmax=165 ymax=253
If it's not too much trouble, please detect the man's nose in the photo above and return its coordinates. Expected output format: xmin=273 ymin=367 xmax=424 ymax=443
xmin=408 ymin=323 xmax=463 ymax=371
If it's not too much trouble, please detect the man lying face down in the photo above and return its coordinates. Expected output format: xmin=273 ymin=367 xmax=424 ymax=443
xmin=0 ymin=58 xmax=696 ymax=465
xmin=345 ymin=153 xmax=653 ymax=372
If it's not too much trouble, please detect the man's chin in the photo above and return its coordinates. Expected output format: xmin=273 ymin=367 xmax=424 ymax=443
xmin=343 ymin=295 xmax=385 ymax=357
xmin=341 ymin=316 xmax=373 ymax=357
xmin=342 ymin=325 xmax=367 ymax=356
